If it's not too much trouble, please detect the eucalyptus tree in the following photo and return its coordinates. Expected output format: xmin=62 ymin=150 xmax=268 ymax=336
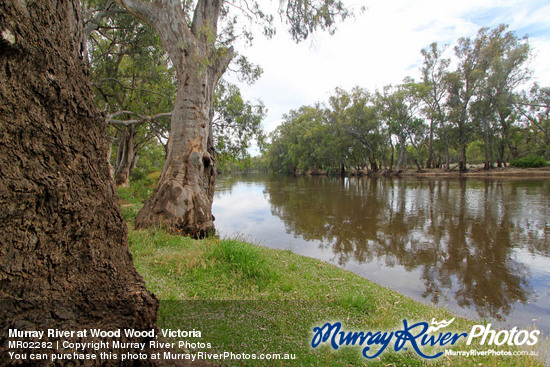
xmin=377 ymin=87 xmax=406 ymax=171
xmin=266 ymin=107 xmax=310 ymax=174
xmin=268 ymin=90 xmax=388 ymax=175
xmin=485 ymin=26 xmax=530 ymax=166
xmin=267 ymin=125 xmax=296 ymax=174
xmin=212 ymin=81 xmax=267 ymax=167
xmin=319 ymin=112 xmax=352 ymax=175
xmin=289 ymin=105 xmax=328 ymax=173
xmin=416 ymin=42 xmax=450 ymax=168
xmin=87 ymin=4 xmax=266 ymax=184
xmin=330 ymin=87 xmax=385 ymax=172
xmin=472 ymin=25 xmax=530 ymax=169
xmin=325 ymin=88 xmax=361 ymax=175
xmin=514 ymin=84 xmax=550 ymax=158
xmin=1 ymin=0 xmax=157 ymax=356
xmin=446 ymin=27 xmax=493 ymax=172
xmin=400 ymin=80 xmax=431 ymax=170
xmin=117 ymin=0 xmax=353 ymax=236
xmin=378 ymin=84 xmax=424 ymax=171
xmin=267 ymin=103 xmax=349 ymax=174
xmin=86 ymin=2 xmax=175 ymax=186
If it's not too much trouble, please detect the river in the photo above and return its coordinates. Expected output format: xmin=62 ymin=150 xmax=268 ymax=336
xmin=213 ymin=173 xmax=550 ymax=335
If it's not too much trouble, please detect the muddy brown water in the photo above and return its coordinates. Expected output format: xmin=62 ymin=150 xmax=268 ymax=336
xmin=213 ymin=173 xmax=550 ymax=336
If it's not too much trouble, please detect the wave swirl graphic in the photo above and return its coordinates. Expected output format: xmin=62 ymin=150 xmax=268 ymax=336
xmin=426 ymin=317 xmax=455 ymax=333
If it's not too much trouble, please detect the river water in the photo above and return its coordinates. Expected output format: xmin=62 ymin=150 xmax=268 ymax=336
xmin=213 ymin=173 xmax=550 ymax=335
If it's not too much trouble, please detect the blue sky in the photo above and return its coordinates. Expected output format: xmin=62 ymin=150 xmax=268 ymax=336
xmin=230 ymin=0 xmax=550 ymax=133
xmin=463 ymin=0 xmax=550 ymax=37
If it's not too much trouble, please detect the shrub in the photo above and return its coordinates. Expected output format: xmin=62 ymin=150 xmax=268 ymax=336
xmin=466 ymin=140 xmax=485 ymax=164
xmin=130 ymin=170 xmax=147 ymax=181
xmin=510 ymin=156 xmax=548 ymax=168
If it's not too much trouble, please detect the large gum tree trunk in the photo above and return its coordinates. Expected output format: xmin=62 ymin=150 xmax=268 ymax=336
xmin=135 ymin=57 xmax=219 ymax=236
xmin=0 ymin=0 xmax=158 ymax=362
xmin=122 ymin=0 xmax=233 ymax=237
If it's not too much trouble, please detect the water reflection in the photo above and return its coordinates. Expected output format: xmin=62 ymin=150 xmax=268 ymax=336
xmin=214 ymin=174 xmax=550 ymax=331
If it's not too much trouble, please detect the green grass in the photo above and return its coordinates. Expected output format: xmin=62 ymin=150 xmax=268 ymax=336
xmin=125 ymin=223 xmax=546 ymax=366
xmin=117 ymin=181 xmax=546 ymax=366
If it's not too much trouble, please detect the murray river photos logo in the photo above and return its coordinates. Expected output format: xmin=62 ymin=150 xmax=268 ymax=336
xmin=310 ymin=318 xmax=540 ymax=360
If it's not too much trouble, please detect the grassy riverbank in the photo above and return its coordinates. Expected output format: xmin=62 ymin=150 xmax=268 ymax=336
xmin=122 ymin=203 xmax=545 ymax=366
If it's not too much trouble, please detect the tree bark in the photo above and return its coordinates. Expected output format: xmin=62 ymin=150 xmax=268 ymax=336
xmin=0 ymin=0 xmax=157 ymax=362
xmin=388 ymin=138 xmax=394 ymax=171
xmin=444 ymin=133 xmax=451 ymax=170
xmin=483 ymin=120 xmax=492 ymax=170
xmin=114 ymin=125 xmax=137 ymax=187
xmin=135 ymin=56 xmax=221 ymax=236
xmin=121 ymin=0 xmax=233 ymax=237
xmin=395 ymin=136 xmax=407 ymax=171
xmin=457 ymin=119 xmax=468 ymax=173
xmin=426 ymin=119 xmax=434 ymax=169
xmin=369 ymin=155 xmax=378 ymax=172
xmin=458 ymin=141 xmax=467 ymax=172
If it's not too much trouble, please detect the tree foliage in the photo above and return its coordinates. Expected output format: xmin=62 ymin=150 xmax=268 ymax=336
xmin=514 ymin=84 xmax=550 ymax=158
xmin=85 ymin=0 xmax=175 ymax=185
xmin=266 ymin=25 xmax=547 ymax=175
xmin=85 ymin=0 xmax=271 ymax=186
xmin=213 ymin=81 xmax=267 ymax=165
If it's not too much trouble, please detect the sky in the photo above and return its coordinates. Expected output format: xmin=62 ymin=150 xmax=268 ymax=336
xmin=228 ymin=0 xmax=550 ymax=134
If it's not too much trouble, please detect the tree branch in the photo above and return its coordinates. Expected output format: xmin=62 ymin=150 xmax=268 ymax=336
xmin=84 ymin=1 xmax=126 ymax=40
xmin=213 ymin=46 xmax=235 ymax=80
xmin=118 ymin=0 xmax=157 ymax=27
xmin=192 ymin=0 xmax=223 ymax=40
xmin=107 ymin=111 xmax=172 ymax=126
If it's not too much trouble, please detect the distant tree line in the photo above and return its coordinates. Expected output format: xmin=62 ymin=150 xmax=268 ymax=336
xmin=265 ymin=25 xmax=550 ymax=175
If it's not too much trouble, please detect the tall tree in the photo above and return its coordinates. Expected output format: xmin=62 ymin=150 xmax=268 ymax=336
xmin=446 ymin=27 xmax=492 ymax=172
xmin=515 ymin=84 xmax=550 ymax=158
xmin=331 ymin=87 xmax=385 ymax=172
xmin=470 ymin=25 xmax=530 ymax=169
xmin=0 ymin=0 xmax=157 ymax=360
xmin=417 ymin=42 xmax=450 ymax=168
xmin=325 ymin=88 xmax=357 ymax=176
xmin=118 ymin=0 xmax=352 ymax=237
xmin=378 ymin=84 xmax=422 ymax=171
xmin=484 ymin=26 xmax=530 ymax=167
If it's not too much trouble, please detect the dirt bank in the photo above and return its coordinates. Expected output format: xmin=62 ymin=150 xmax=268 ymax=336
xmin=395 ymin=165 xmax=550 ymax=178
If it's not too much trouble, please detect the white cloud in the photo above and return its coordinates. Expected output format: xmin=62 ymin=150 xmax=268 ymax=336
xmin=228 ymin=0 xmax=550 ymax=133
